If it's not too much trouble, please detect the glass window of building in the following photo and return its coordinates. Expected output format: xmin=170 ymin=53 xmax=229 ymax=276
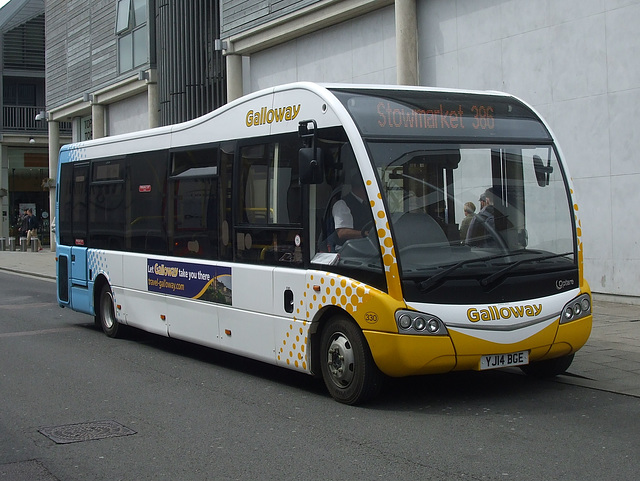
xmin=116 ymin=0 xmax=148 ymax=73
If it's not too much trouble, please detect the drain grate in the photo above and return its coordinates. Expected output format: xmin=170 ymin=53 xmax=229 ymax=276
xmin=39 ymin=420 xmax=136 ymax=444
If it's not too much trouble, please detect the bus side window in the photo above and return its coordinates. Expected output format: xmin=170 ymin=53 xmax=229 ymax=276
xmin=89 ymin=159 xmax=125 ymax=250
xmin=126 ymin=152 xmax=168 ymax=255
xmin=168 ymin=147 xmax=219 ymax=259
xmin=235 ymin=137 xmax=303 ymax=266
xmin=311 ymin=140 xmax=386 ymax=292
xmin=59 ymin=162 xmax=89 ymax=247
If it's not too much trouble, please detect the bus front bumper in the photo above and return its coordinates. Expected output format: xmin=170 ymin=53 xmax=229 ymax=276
xmin=364 ymin=330 xmax=457 ymax=377
xmin=364 ymin=314 xmax=592 ymax=377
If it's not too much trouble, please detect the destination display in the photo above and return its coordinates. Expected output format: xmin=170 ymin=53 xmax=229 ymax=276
xmin=331 ymin=89 xmax=551 ymax=140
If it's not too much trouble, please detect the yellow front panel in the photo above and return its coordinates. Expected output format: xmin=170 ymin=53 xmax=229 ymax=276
xmin=364 ymin=331 xmax=456 ymax=377
xmin=541 ymin=315 xmax=592 ymax=361
xmin=449 ymin=321 xmax=558 ymax=371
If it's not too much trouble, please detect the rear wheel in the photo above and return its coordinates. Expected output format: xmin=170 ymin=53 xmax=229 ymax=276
xmin=96 ymin=284 xmax=125 ymax=338
xmin=320 ymin=316 xmax=382 ymax=405
xmin=520 ymin=353 xmax=574 ymax=378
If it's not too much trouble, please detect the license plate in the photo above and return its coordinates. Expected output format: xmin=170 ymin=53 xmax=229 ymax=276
xmin=480 ymin=350 xmax=529 ymax=370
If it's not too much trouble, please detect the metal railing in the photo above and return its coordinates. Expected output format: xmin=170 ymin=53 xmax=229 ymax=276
xmin=4 ymin=105 xmax=45 ymax=131
xmin=3 ymin=105 xmax=71 ymax=134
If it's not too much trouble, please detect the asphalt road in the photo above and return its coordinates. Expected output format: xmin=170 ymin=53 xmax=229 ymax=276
xmin=1 ymin=272 xmax=639 ymax=480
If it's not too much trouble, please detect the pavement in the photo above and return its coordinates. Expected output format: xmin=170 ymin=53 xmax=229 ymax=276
xmin=1 ymin=248 xmax=639 ymax=398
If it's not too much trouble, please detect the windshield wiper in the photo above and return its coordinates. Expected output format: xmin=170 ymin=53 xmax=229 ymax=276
xmin=417 ymin=251 xmax=528 ymax=292
xmin=480 ymin=252 xmax=574 ymax=286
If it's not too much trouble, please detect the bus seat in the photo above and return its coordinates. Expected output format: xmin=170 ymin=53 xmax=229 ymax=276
xmin=393 ymin=212 xmax=449 ymax=248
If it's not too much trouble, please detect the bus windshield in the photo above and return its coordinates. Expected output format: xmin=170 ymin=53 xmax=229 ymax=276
xmin=367 ymin=141 xmax=576 ymax=283
xmin=329 ymin=87 xmax=577 ymax=302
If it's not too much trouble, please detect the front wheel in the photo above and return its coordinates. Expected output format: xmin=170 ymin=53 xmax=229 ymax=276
xmin=319 ymin=316 xmax=382 ymax=405
xmin=520 ymin=353 xmax=574 ymax=378
xmin=96 ymin=284 xmax=126 ymax=338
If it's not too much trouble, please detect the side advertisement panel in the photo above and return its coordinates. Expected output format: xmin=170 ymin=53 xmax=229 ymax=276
xmin=147 ymin=258 xmax=232 ymax=305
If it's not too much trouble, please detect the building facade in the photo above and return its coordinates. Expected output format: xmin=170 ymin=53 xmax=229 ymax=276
xmin=35 ymin=0 xmax=225 ymax=249
xmin=0 ymin=0 xmax=71 ymax=244
xmin=216 ymin=0 xmax=640 ymax=299
xmin=45 ymin=0 xmax=225 ymax=136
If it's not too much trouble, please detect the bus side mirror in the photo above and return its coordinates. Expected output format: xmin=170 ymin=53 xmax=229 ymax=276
xmin=298 ymin=119 xmax=323 ymax=184
xmin=533 ymin=155 xmax=553 ymax=187
xmin=299 ymin=147 xmax=323 ymax=184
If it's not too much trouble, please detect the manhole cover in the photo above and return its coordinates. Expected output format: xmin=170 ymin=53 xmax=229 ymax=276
xmin=38 ymin=420 xmax=136 ymax=444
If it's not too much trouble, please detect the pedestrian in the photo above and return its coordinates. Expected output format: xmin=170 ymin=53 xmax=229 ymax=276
xmin=25 ymin=208 xmax=42 ymax=251
xmin=19 ymin=209 xmax=29 ymax=237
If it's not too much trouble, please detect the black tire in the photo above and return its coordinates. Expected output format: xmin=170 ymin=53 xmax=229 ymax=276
xmin=319 ymin=316 xmax=382 ymax=405
xmin=520 ymin=353 xmax=574 ymax=378
xmin=96 ymin=284 xmax=125 ymax=338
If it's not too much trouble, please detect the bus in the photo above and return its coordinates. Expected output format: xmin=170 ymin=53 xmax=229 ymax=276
xmin=56 ymin=82 xmax=592 ymax=404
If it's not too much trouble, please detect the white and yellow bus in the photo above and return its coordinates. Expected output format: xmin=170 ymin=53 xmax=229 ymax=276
xmin=56 ymin=82 xmax=592 ymax=404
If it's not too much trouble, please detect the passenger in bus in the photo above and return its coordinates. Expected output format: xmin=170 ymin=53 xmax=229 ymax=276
xmin=465 ymin=189 xmax=496 ymax=247
xmin=459 ymin=201 xmax=476 ymax=244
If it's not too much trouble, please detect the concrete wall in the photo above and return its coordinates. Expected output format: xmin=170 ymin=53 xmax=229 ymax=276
xmin=222 ymin=0 xmax=320 ymax=38
xmin=417 ymin=0 xmax=640 ymax=297
xmin=246 ymin=0 xmax=640 ymax=298
xmin=108 ymin=93 xmax=149 ymax=136
xmin=249 ymin=6 xmax=396 ymax=91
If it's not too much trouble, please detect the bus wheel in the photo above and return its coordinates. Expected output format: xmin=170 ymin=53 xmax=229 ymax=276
xmin=320 ymin=316 xmax=382 ymax=405
xmin=97 ymin=284 xmax=125 ymax=338
xmin=520 ymin=353 xmax=574 ymax=378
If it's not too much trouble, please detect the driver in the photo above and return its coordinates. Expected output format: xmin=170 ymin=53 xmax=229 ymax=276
xmin=332 ymin=173 xmax=370 ymax=244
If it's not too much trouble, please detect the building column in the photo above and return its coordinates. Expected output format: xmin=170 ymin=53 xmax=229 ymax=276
xmin=226 ymin=54 xmax=243 ymax=102
xmin=395 ymin=0 xmax=418 ymax=85
xmin=48 ymin=120 xmax=60 ymax=251
xmin=0 ymin=145 xmax=7 ymax=238
xmin=92 ymin=103 xmax=106 ymax=139
xmin=147 ymin=70 xmax=160 ymax=128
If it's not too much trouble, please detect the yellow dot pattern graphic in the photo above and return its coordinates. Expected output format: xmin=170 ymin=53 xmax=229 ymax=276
xmin=572 ymin=191 xmax=585 ymax=286
xmin=300 ymin=274 xmax=372 ymax=320
xmin=277 ymin=319 xmax=309 ymax=371
xmin=299 ymin=271 xmax=403 ymax=334
xmin=365 ymin=178 xmax=402 ymax=300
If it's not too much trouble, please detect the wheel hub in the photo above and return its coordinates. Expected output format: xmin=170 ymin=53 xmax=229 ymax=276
xmin=326 ymin=334 xmax=355 ymax=387
xmin=101 ymin=291 xmax=115 ymax=329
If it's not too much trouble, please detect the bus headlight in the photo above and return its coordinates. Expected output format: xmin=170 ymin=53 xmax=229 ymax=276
xmin=427 ymin=319 xmax=440 ymax=333
xmin=581 ymin=297 xmax=591 ymax=312
xmin=560 ymin=294 xmax=591 ymax=324
xmin=395 ymin=310 xmax=448 ymax=336
xmin=398 ymin=314 xmax=412 ymax=329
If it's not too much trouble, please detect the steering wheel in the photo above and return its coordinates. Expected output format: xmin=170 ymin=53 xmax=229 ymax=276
xmin=360 ymin=220 xmax=375 ymax=239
